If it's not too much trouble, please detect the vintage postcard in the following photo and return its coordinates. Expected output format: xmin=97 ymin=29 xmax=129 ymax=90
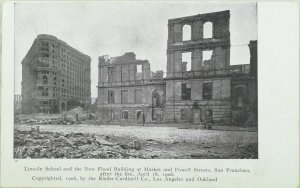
xmin=1 ymin=1 xmax=299 ymax=187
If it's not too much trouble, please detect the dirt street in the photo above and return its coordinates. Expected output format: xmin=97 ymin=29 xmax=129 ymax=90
xmin=14 ymin=124 xmax=258 ymax=159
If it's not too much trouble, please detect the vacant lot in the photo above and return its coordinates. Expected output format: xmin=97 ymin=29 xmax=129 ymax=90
xmin=14 ymin=124 xmax=258 ymax=159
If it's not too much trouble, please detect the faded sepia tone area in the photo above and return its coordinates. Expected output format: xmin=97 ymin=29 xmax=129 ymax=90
xmin=14 ymin=2 xmax=257 ymax=159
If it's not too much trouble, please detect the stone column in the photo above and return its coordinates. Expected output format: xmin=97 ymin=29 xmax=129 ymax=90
xmin=168 ymin=24 xmax=174 ymax=44
xmin=191 ymin=49 xmax=202 ymax=73
xmin=115 ymin=65 xmax=122 ymax=82
xmin=167 ymin=52 xmax=174 ymax=77
xmin=143 ymin=63 xmax=151 ymax=80
xmin=173 ymin=51 xmax=182 ymax=77
xmin=174 ymin=24 xmax=182 ymax=42
xmin=192 ymin=20 xmax=203 ymax=40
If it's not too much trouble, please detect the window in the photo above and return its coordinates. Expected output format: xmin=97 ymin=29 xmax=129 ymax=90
xmin=108 ymin=91 xmax=115 ymax=104
xmin=153 ymin=93 xmax=162 ymax=108
xmin=40 ymin=42 xmax=49 ymax=51
xmin=202 ymin=50 xmax=213 ymax=68
xmin=108 ymin=67 xmax=115 ymax=82
xmin=41 ymin=53 xmax=49 ymax=58
xmin=134 ymin=89 xmax=142 ymax=103
xmin=202 ymin=82 xmax=213 ymax=100
xmin=135 ymin=65 xmax=143 ymax=80
xmin=182 ymin=24 xmax=191 ymax=41
xmin=42 ymin=76 xmax=48 ymax=84
xmin=136 ymin=65 xmax=142 ymax=73
xmin=203 ymin=22 xmax=213 ymax=38
xmin=181 ymin=109 xmax=192 ymax=122
xmin=181 ymin=83 xmax=191 ymax=100
xmin=121 ymin=111 xmax=128 ymax=120
xmin=203 ymin=50 xmax=213 ymax=61
xmin=182 ymin=52 xmax=192 ymax=71
xmin=42 ymin=91 xmax=48 ymax=97
xmin=121 ymin=90 xmax=128 ymax=104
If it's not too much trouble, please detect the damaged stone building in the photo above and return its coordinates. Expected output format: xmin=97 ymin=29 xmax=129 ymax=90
xmin=97 ymin=10 xmax=257 ymax=126
xmin=97 ymin=52 xmax=165 ymax=123
xmin=21 ymin=34 xmax=91 ymax=114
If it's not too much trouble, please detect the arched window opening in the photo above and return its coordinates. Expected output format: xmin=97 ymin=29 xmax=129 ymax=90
xmin=203 ymin=22 xmax=213 ymax=38
xmin=182 ymin=24 xmax=191 ymax=41
xmin=153 ymin=93 xmax=162 ymax=108
xmin=122 ymin=111 xmax=128 ymax=120
xmin=42 ymin=75 xmax=48 ymax=84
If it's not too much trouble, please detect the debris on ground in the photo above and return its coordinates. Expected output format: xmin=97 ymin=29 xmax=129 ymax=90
xmin=131 ymin=140 xmax=141 ymax=150
xmin=14 ymin=124 xmax=258 ymax=159
xmin=14 ymin=106 xmax=92 ymax=125
xmin=14 ymin=130 xmax=148 ymax=159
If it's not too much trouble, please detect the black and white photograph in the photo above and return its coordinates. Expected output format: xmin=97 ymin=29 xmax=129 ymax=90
xmin=13 ymin=2 xmax=258 ymax=159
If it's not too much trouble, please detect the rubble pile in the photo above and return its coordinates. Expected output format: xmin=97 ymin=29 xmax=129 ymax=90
xmin=231 ymin=143 xmax=258 ymax=159
xmin=65 ymin=106 xmax=87 ymax=118
xmin=15 ymin=106 xmax=89 ymax=125
xmin=15 ymin=118 xmax=80 ymax=125
xmin=14 ymin=130 xmax=145 ymax=159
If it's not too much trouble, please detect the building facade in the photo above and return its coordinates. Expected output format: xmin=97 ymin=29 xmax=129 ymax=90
xmin=21 ymin=34 xmax=91 ymax=114
xmin=96 ymin=10 xmax=257 ymax=125
xmin=97 ymin=52 xmax=165 ymax=123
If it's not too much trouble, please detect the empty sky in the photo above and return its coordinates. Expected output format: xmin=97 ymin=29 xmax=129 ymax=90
xmin=14 ymin=2 xmax=257 ymax=98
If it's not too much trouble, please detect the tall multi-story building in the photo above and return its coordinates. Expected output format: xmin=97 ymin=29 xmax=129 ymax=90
xmin=164 ymin=10 xmax=257 ymax=125
xmin=164 ymin=10 xmax=231 ymax=123
xmin=21 ymin=34 xmax=91 ymax=114
xmin=96 ymin=10 xmax=257 ymax=126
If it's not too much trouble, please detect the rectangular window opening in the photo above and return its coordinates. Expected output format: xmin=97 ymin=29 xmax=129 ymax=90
xmin=134 ymin=89 xmax=142 ymax=103
xmin=202 ymin=50 xmax=213 ymax=67
xmin=182 ymin=52 xmax=192 ymax=71
xmin=108 ymin=91 xmax=115 ymax=104
xmin=108 ymin=67 xmax=115 ymax=83
xmin=202 ymin=82 xmax=213 ymax=100
xmin=137 ymin=65 xmax=142 ymax=73
xmin=121 ymin=90 xmax=128 ymax=104
xmin=181 ymin=83 xmax=191 ymax=100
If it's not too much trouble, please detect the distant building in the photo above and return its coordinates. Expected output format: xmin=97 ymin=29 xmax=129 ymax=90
xmin=21 ymin=34 xmax=91 ymax=114
xmin=14 ymin=94 xmax=22 ymax=114
xmin=96 ymin=10 xmax=257 ymax=126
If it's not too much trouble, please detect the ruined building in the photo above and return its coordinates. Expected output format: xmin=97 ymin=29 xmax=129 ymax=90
xmin=97 ymin=52 xmax=165 ymax=123
xmin=96 ymin=10 xmax=257 ymax=125
xmin=21 ymin=34 xmax=91 ymax=114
